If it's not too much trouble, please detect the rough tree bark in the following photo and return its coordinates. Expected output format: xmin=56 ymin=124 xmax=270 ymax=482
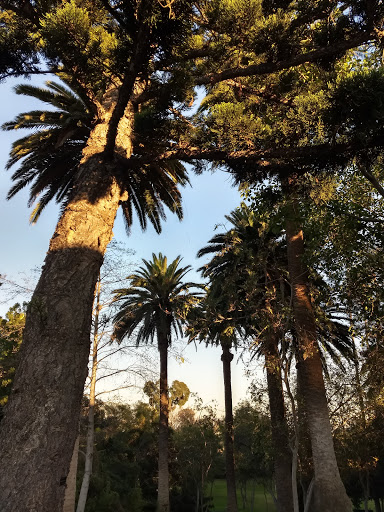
xmin=157 ymin=324 xmax=170 ymax=512
xmin=285 ymin=196 xmax=353 ymax=512
xmin=221 ymin=343 xmax=238 ymax=512
xmin=0 ymin=90 xmax=134 ymax=512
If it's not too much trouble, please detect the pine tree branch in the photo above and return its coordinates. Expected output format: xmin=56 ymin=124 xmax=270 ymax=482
xmin=224 ymin=80 xmax=294 ymax=107
xmin=195 ymin=31 xmax=373 ymax=85
xmin=128 ymin=136 xmax=384 ymax=169
xmin=357 ymin=163 xmax=384 ymax=199
xmin=98 ymin=0 xmax=128 ymax=28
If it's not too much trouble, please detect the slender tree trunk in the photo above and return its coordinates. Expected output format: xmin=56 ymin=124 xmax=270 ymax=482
xmin=264 ymin=336 xmax=294 ymax=512
xmin=374 ymin=498 xmax=382 ymax=512
xmin=281 ymin=353 xmax=300 ymax=512
xmin=157 ymin=330 xmax=170 ymax=512
xmin=221 ymin=343 xmax=238 ymax=512
xmin=285 ymin=195 xmax=353 ymax=512
xmin=62 ymin=435 xmax=80 ymax=512
xmin=263 ymin=272 xmax=294 ymax=512
xmin=295 ymin=345 xmax=314 ymax=509
xmin=76 ymin=275 xmax=102 ymax=512
xmin=0 ymin=92 xmax=134 ymax=512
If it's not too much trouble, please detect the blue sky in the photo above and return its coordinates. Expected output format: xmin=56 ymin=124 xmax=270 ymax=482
xmin=0 ymin=76 xmax=260 ymax=412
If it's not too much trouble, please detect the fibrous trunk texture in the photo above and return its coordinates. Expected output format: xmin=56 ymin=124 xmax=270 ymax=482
xmin=264 ymin=335 xmax=294 ymax=512
xmin=221 ymin=344 xmax=238 ymax=512
xmin=157 ymin=330 xmax=170 ymax=512
xmin=285 ymin=200 xmax=352 ymax=512
xmin=0 ymin=95 xmax=133 ymax=512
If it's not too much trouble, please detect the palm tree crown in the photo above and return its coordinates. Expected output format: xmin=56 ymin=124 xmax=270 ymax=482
xmin=113 ymin=253 xmax=200 ymax=347
xmin=3 ymin=81 xmax=189 ymax=229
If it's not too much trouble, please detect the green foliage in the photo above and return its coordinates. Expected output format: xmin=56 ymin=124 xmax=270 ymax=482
xmin=79 ymin=401 xmax=158 ymax=512
xmin=0 ymin=304 xmax=26 ymax=418
xmin=234 ymin=400 xmax=274 ymax=487
xmin=77 ymin=397 xmax=223 ymax=512
xmin=326 ymin=69 xmax=384 ymax=142
xmin=172 ymin=399 xmax=222 ymax=512
xmin=113 ymin=253 xmax=201 ymax=347
xmin=143 ymin=379 xmax=190 ymax=409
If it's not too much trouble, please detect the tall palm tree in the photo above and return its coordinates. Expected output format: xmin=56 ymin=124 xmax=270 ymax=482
xmin=0 ymin=5 xmax=197 ymax=510
xmin=187 ymin=285 xmax=241 ymax=512
xmin=3 ymin=80 xmax=189 ymax=229
xmin=199 ymin=204 xmax=355 ymax=512
xmin=197 ymin=205 xmax=294 ymax=512
xmin=112 ymin=253 xmax=200 ymax=512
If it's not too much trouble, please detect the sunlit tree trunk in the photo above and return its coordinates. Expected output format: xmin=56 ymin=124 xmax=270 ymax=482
xmin=0 ymin=93 xmax=133 ymax=512
xmin=285 ymin=195 xmax=353 ymax=512
xmin=221 ymin=343 xmax=238 ymax=512
xmin=295 ymin=348 xmax=314 ymax=509
xmin=157 ymin=322 xmax=170 ymax=512
xmin=76 ymin=274 xmax=102 ymax=512
xmin=63 ymin=436 xmax=80 ymax=512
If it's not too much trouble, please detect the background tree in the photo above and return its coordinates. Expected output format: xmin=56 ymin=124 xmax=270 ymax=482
xmin=0 ymin=303 xmax=25 ymax=420
xmin=76 ymin=242 xmax=157 ymax=512
xmin=188 ymin=285 xmax=241 ymax=512
xmin=195 ymin=204 xmax=294 ymax=512
xmin=113 ymin=253 xmax=200 ymax=512
xmin=172 ymin=398 xmax=222 ymax=512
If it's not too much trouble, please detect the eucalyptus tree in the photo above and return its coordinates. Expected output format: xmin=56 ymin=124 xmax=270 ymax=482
xmin=112 ymin=253 xmax=200 ymax=512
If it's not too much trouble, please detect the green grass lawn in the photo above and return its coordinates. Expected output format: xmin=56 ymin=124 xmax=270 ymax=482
xmin=210 ymin=479 xmax=276 ymax=512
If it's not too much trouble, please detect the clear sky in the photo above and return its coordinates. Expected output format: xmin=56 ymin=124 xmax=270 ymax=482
xmin=0 ymin=76 xmax=262 ymax=413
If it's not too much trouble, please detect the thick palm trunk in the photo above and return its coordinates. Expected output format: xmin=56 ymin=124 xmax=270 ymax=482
xmin=221 ymin=343 xmax=238 ymax=512
xmin=158 ymin=331 xmax=170 ymax=512
xmin=264 ymin=335 xmax=294 ymax=512
xmin=285 ymin=198 xmax=352 ymax=512
xmin=0 ymin=96 xmax=133 ymax=512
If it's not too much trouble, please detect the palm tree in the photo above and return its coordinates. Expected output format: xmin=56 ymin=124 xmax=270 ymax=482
xmin=187 ymin=284 xmax=241 ymax=512
xmin=3 ymin=80 xmax=189 ymax=229
xmin=0 ymin=6 xmax=197 ymax=510
xmin=112 ymin=253 xmax=200 ymax=512
xmin=197 ymin=205 xmax=294 ymax=512
xmin=2 ymin=81 xmax=189 ymax=512
xmin=0 ymin=79 xmax=190 ymax=511
xmin=198 ymin=204 xmax=356 ymax=512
